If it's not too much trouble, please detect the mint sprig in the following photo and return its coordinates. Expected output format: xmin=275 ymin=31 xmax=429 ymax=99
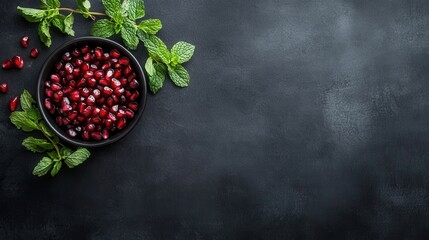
xmin=10 ymin=90 xmax=91 ymax=177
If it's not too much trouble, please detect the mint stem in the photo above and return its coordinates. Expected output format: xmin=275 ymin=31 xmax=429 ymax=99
xmin=58 ymin=8 xmax=106 ymax=16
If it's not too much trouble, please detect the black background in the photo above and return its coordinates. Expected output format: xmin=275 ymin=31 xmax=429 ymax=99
xmin=1 ymin=0 xmax=429 ymax=239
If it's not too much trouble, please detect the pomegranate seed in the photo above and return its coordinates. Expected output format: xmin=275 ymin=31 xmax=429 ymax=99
xmin=117 ymin=118 xmax=126 ymax=129
xmin=104 ymin=119 xmax=113 ymax=128
xmin=107 ymin=112 xmax=117 ymax=122
xmin=77 ymin=102 xmax=86 ymax=112
xmin=123 ymin=65 xmax=133 ymax=76
xmin=94 ymin=70 xmax=104 ymax=79
xmin=92 ymin=107 xmax=101 ymax=117
xmin=103 ymin=86 xmax=113 ymax=96
xmin=99 ymin=78 xmax=109 ymax=86
xmin=77 ymin=78 xmax=87 ymax=88
xmin=74 ymin=59 xmax=83 ymax=67
xmin=53 ymin=90 xmax=64 ymax=102
xmin=119 ymin=57 xmax=130 ymax=65
xmin=86 ymin=95 xmax=96 ymax=106
xmin=97 ymin=97 xmax=106 ymax=105
xmin=91 ymin=132 xmax=102 ymax=140
xmin=51 ymin=74 xmax=61 ymax=83
xmin=106 ymin=97 xmax=114 ymax=106
xmin=93 ymin=89 xmax=101 ymax=99
xmin=63 ymin=86 xmax=73 ymax=95
xmin=110 ymin=49 xmax=121 ymax=58
xmin=69 ymin=80 xmax=76 ymax=88
xmin=82 ymin=131 xmax=90 ymax=140
xmin=99 ymin=107 xmax=109 ymax=118
xmin=86 ymin=123 xmax=96 ymax=132
xmin=125 ymin=109 xmax=135 ymax=118
xmin=80 ymin=88 xmax=90 ymax=97
xmin=83 ymin=53 xmax=92 ymax=62
xmin=87 ymin=78 xmax=97 ymax=87
xmin=128 ymin=102 xmax=138 ymax=111
xmin=119 ymin=95 xmax=127 ymax=103
xmin=111 ymin=105 xmax=119 ymax=113
xmin=90 ymin=64 xmax=98 ymax=71
xmin=129 ymin=79 xmax=139 ymax=89
xmin=62 ymin=52 xmax=71 ymax=61
xmin=130 ymin=91 xmax=139 ymax=101
xmin=101 ymin=63 xmax=111 ymax=70
xmin=20 ymin=36 xmax=29 ymax=48
xmin=106 ymin=69 xmax=114 ymax=80
xmin=83 ymin=71 xmax=93 ymax=79
xmin=44 ymin=98 xmax=53 ymax=110
xmin=72 ymin=48 xmax=81 ymax=57
xmin=114 ymin=88 xmax=125 ymax=96
xmin=12 ymin=56 xmax=24 ymax=69
xmin=69 ymin=90 xmax=80 ymax=101
xmin=63 ymin=118 xmax=71 ymax=125
xmin=125 ymin=90 xmax=132 ymax=99
xmin=0 ymin=83 xmax=8 ymax=93
xmin=120 ymin=78 xmax=128 ymax=86
xmin=94 ymin=47 xmax=103 ymax=59
xmin=73 ymin=68 xmax=80 ymax=77
xmin=65 ymin=63 xmax=74 ymax=74
xmin=102 ymin=53 xmax=110 ymax=61
xmin=82 ymin=62 xmax=90 ymax=71
xmin=2 ymin=59 xmax=13 ymax=69
xmin=81 ymin=45 xmax=89 ymax=54
xmin=82 ymin=106 xmax=92 ymax=117
xmin=101 ymin=129 xmax=109 ymax=139
xmin=128 ymin=73 xmax=137 ymax=82
xmin=56 ymin=116 xmax=63 ymax=126
xmin=59 ymin=70 xmax=66 ymax=77
xmin=30 ymin=48 xmax=39 ymax=58
xmin=111 ymin=78 xmax=121 ymax=88
xmin=55 ymin=62 xmax=63 ymax=71
xmin=67 ymin=128 xmax=77 ymax=138
xmin=68 ymin=111 xmax=78 ymax=120
xmin=9 ymin=96 xmax=19 ymax=112
xmin=45 ymin=88 xmax=53 ymax=97
xmin=51 ymin=83 xmax=62 ymax=91
xmin=62 ymin=97 xmax=72 ymax=112
xmin=113 ymin=69 xmax=122 ymax=79
xmin=92 ymin=117 xmax=101 ymax=124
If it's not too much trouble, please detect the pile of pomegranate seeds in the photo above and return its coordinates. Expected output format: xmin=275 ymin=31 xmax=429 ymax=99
xmin=43 ymin=45 xmax=140 ymax=141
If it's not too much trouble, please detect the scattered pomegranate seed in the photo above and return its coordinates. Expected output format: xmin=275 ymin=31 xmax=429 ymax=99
xmin=2 ymin=59 xmax=13 ymax=69
xmin=20 ymin=36 xmax=29 ymax=48
xmin=12 ymin=56 xmax=24 ymax=69
xmin=9 ymin=96 xmax=19 ymax=112
xmin=0 ymin=83 xmax=8 ymax=93
xmin=30 ymin=48 xmax=39 ymax=58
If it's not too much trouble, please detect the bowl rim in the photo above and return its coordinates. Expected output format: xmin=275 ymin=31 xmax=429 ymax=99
xmin=37 ymin=36 xmax=147 ymax=148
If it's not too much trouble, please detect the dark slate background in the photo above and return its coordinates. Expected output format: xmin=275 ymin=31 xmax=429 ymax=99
xmin=1 ymin=0 xmax=429 ymax=239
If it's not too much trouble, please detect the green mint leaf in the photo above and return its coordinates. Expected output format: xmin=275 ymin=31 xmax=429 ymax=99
xmin=137 ymin=31 xmax=170 ymax=64
xmin=138 ymin=19 xmax=162 ymax=35
xmin=41 ymin=0 xmax=60 ymax=9
xmin=51 ymin=161 xmax=62 ymax=176
xmin=63 ymin=13 xmax=75 ymax=36
xmin=17 ymin=7 xmax=46 ymax=23
xmin=122 ymin=0 xmax=145 ymax=20
xmin=60 ymin=146 xmax=73 ymax=158
xmin=77 ymin=0 xmax=91 ymax=18
xmin=145 ymin=57 xmax=155 ymax=76
xmin=52 ymin=14 xmax=65 ymax=32
xmin=39 ymin=120 xmax=56 ymax=138
xmin=91 ymin=19 xmax=116 ymax=38
xmin=168 ymin=65 xmax=190 ymax=87
xmin=171 ymin=41 xmax=195 ymax=64
xmin=27 ymin=108 xmax=42 ymax=122
xmin=121 ymin=19 xmax=139 ymax=50
xmin=64 ymin=148 xmax=90 ymax=168
xmin=33 ymin=157 xmax=53 ymax=177
xmin=48 ymin=151 xmax=59 ymax=160
xmin=22 ymin=137 xmax=54 ymax=153
xmin=20 ymin=90 xmax=36 ymax=112
xmin=102 ymin=0 xmax=122 ymax=22
xmin=38 ymin=20 xmax=52 ymax=47
xmin=148 ymin=63 xmax=167 ymax=94
xmin=10 ymin=111 xmax=39 ymax=132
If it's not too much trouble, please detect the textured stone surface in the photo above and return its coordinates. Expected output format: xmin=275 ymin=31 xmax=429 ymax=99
xmin=1 ymin=0 xmax=429 ymax=239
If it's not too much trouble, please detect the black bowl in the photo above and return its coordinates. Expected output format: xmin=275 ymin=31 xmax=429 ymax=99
xmin=37 ymin=37 xmax=147 ymax=148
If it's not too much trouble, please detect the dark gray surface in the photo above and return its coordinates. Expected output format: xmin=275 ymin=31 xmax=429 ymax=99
xmin=1 ymin=0 xmax=429 ymax=239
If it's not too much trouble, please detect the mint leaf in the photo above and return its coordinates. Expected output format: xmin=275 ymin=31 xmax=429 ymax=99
xmin=27 ymin=108 xmax=42 ymax=122
xmin=48 ymin=151 xmax=59 ymax=160
xmin=145 ymin=57 xmax=155 ymax=76
xmin=41 ymin=0 xmax=60 ymax=9
xmin=91 ymin=19 xmax=116 ymax=38
xmin=17 ymin=7 xmax=46 ymax=23
xmin=51 ymin=161 xmax=62 ymax=176
xmin=149 ymin=63 xmax=167 ymax=94
xmin=102 ymin=0 xmax=122 ymax=22
xmin=168 ymin=65 xmax=190 ymax=87
xmin=52 ymin=14 xmax=65 ymax=31
xmin=63 ymin=14 xmax=75 ymax=36
xmin=20 ymin=90 xmax=36 ymax=112
xmin=77 ymin=0 xmax=91 ymax=18
xmin=138 ymin=19 xmax=162 ymax=35
xmin=122 ymin=0 xmax=145 ymax=20
xmin=22 ymin=137 xmax=54 ymax=153
xmin=171 ymin=41 xmax=195 ymax=64
xmin=33 ymin=157 xmax=53 ymax=177
xmin=138 ymin=31 xmax=170 ymax=64
xmin=39 ymin=120 xmax=56 ymax=138
xmin=121 ymin=19 xmax=139 ymax=50
xmin=38 ymin=20 xmax=52 ymax=47
xmin=10 ymin=111 xmax=39 ymax=132
xmin=64 ymin=148 xmax=90 ymax=168
xmin=60 ymin=146 xmax=73 ymax=158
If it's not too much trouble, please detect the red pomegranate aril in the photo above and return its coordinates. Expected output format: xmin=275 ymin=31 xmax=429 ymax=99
xmin=63 ymin=86 xmax=73 ymax=95
xmin=119 ymin=95 xmax=127 ymax=103
xmin=107 ymin=112 xmax=117 ymax=122
xmin=72 ymin=48 xmax=81 ymax=57
xmin=95 ymin=47 xmax=103 ymax=59
xmin=2 ymin=59 xmax=13 ymax=69
xmin=67 ymin=128 xmax=78 ymax=138
xmin=128 ymin=102 xmax=138 ymax=111
xmin=55 ymin=62 xmax=63 ymax=71
xmin=62 ymin=52 xmax=71 ymax=61
xmin=82 ymin=106 xmax=92 ymax=117
xmin=130 ymin=91 xmax=139 ymax=101
xmin=110 ymin=58 xmax=118 ymax=64
xmin=101 ymin=63 xmax=111 ymax=70
xmin=92 ymin=117 xmax=102 ymax=124
xmin=97 ymin=97 xmax=106 ymax=105
xmin=12 ymin=56 xmax=24 ymax=69
xmin=71 ymin=102 xmax=77 ymax=110
xmin=83 ymin=53 xmax=92 ymax=62
xmin=99 ymin=107 xmax=109 ymax=118
xmin=110 ymin=49 xmax=120 ymax=58
xmin=51 ymin=83 xmax=62 ymax=91
xmin=63 ymin=118 xmax=71 ymax=125
xmin=99 ymin=78 xmax=109 ymax=86
xmin=81 ymin=45 xmax=89 ymax=53
xmin=123 ymin=65 xmax=133 ymax=76
xmin=77 ymin=78 xmax=87 ymax=88
xmin=69 ymin=90 xmax=80 ymax=101
xmin=93 ymin=89 xmax=101 ymax=99
xmin=125 ymin=109 xmax=135 ymax=118
xmin=111 ymin=95 xmax=119 ymax=104
xmin=64 ymin=63 xmax=73 ymax=73
xmin=86 ymin=95 xmax=96 ymax=106
xmin=94 ymin=70 xmax=104 ymax=79
xmin=84 ymin=71 xmax=94 ymax=79
xmin=86 ymin=123 xmax=96 ymax=132
xmin=68 ymin=111 xmax=78 ymax=120
xmin=102 ymin=129 xmax=109 ymax=139
xmin=119 ymin=57 xmax=129 ymax=65
xmin=117 ymin=118 xmax=126 ymax=129
xmin=125 ymin=90 xmax=132 ymax=99
xmin=82 ymin=62 xmax=90 ymax=71
xmin=80 ymin=88 xmax=90 ymax=97
xmin=113 ymin=69 xmax=122 ymax=79
xmin=77 ymin=115 xmax=86 ymax=123
xmin=62 ymin=97 xmax=72 ymax=112
xmin=114 ymin=88 xmax=125 ymax=96
xmin=92 ymin=107 xmax=101 ymax=117
xmin=8 ymin=96 xmax=18 ymax=112
xmin=91 ymin=132 xmax=102 ymax=140
xmin=30 ymin=48 xmax=39 ymax=58
xmin=20 ymin=36 xmax=29 ymax=48
xmin=129 ymin=79 xmax=139 ymax=89
xmin=111 ymin=78 xmax=121 ymax=88
xmin=111 ymin=105 xmax=119 ymax=113
xmin=87 ymin=78 xmax=97 ymax=87
xmin=65 ymin=74 xmax=74 ymax=81
xmin=106 ymin=97 xmax=114 ymax=106
xmin=69 ymin=80 xmax=76 ymax=88
xmin=114 ymin=63 xmax=121 ymax=69
xmin=77 ymin=102 xmax=86 ymax=112
xmin=59 ymin=70 xmax=66 ymax=77
xmin=73 ymin=68 xmax=80 ymax=77
xmin=106 ymin=69 xmax=114 ymax=80
xmin=45 ymin=81 xmax=52 ymax=88
xmin=119 ymin=78 xmax=128 ymax=86
xmin=102 ymin=53 xmax=110 ymax=61
xmin=117 ymin=109 xmax=126 ymax=118
xmin=104 ymin=119 xmax=113 ymax=128
xmin=90 ymin=64 xmax=98 ymax=71
xmin=82 ymin=131 xmax=90 ymax=140
xmin=0 ymin=83 xmax=8 ymax=93
xmin=128 ymin=73 xmax=136 ymax=81
xmin=45 ymin=88 xmax=53 ymax=97
xmin=74 ymin=59 xmax=83 ymax=67
xmin=103 ymin=86 xmax=113 ymax=96
xmin=53 ymin=90 xmax=64 ymax=102
xmin=44 ymin=98 xmax=53 ymax=110
xmin=56 ymin=116 xmax=63 ymax=126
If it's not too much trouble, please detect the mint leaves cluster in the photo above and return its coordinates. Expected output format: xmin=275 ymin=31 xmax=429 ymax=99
xmin=10 ymin=90 xmax=91 ymax=177
xmin=17 ymin=0 xmax=195 ymax=94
